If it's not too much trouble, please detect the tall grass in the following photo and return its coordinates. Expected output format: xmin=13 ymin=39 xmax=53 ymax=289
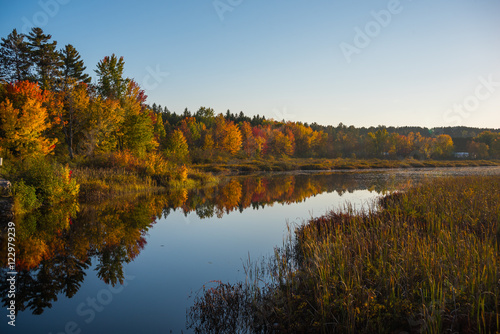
xmin=74 ymin=167 xmax=164 ymax=201
xmin=187 ymin=175 xmax=500 ymax=333
xmin=197 ymin=158 xmax=500 ymax=174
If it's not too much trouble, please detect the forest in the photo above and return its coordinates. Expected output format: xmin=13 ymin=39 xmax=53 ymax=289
xmin=1 ymin=27 xmax=500 ymax=214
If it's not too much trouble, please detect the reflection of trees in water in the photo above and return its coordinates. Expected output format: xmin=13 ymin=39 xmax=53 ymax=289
xmin=0 ymin=196 xmax=160 ymax=315
xmin=0 ymin=255 xmax=91 ymax=315
xmin=166 ymin=172 xmax=414 ymax=220
xmin=0 ymin=171 xmax=417 ymax=315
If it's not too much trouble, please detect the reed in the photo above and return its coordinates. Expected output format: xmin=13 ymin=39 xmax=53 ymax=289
xmin=197 ymin=158 xmax=500 ymax=174
xmin=188 ymin=175 xmax=500 ymax=333
xmin=73 ymin=167 xmax=164 ymax=201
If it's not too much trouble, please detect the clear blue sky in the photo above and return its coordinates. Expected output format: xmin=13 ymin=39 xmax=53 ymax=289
xmin=1 ymin=0 xmax=499 ymax=128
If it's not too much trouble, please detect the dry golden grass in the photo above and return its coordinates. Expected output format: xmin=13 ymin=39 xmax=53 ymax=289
xmin=188 ymin=175 xmax=500 ymax=333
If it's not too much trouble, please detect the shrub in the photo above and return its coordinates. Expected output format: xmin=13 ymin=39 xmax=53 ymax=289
xmin=12 ymin=180 xmax=41 ymax=214
xmin=7 ymin=158 xmax=79 ymax=212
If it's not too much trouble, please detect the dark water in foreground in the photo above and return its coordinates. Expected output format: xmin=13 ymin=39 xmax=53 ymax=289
xmin=1 ymin=167 xmax=500 ymax=334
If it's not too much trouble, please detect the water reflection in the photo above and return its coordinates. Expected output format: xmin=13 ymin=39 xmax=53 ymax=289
xmin=1 ymin=168 xmax=496 ymax=317
xmin=168 ymin=171 xmax=412 ymax=219
xmin=0 ymin=198 xmax=157 ymax=315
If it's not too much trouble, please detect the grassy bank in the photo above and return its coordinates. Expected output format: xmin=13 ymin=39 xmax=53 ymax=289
xmin=70 ymin=152 xmax=219 ymax=201
xmin=188 ymin=175 xmax=500 ymax=333
xmin=2 ymin=151 xmax=219 ymax=212
xmin=73 ymin=167 xmax=164 ymax=201
xmin=196 ymin=158 xmax=500 ymax=174
xmin=74 ymin=166 xmax=218 ymax=202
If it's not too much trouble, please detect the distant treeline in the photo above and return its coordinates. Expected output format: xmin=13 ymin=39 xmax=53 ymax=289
xmin=152 ymin=103 xmax=500 ymax=160
xmin=1 ymin=26 xmax=499 ymax=164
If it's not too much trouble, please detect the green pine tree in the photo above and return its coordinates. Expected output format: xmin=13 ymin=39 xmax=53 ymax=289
xmin=0 ymin=29 xmax=32 ymax=82
xmin=26 ymin=27 xmax=62 ymax=90
xmin=60 ymin=44 xmax=91 ymax=84
xmin=95 ymin=54 xmax=129 ymax=100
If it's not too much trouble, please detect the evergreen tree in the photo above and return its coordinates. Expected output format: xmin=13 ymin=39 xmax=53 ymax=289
xmin=60 ymin=44 xmax=91 ymax=84
xmin=26 ymin=27 xmax=62 ymax=90
xmin=95 ymin=54 xmax=128 ymax=100
xmin=0 ymin=29 xmax=32 ymax=82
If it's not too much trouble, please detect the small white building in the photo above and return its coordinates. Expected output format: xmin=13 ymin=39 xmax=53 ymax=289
xmin=454 ymin=152 xmax=469 ymax=158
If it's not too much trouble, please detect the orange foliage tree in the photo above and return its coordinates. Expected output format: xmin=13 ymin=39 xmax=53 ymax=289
xmin=213 ymin=114 xmax=242 ymax=156
xmin=0 ymin=81 xmax=57 ymax=158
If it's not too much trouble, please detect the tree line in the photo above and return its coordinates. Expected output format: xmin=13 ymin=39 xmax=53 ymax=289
xmin=1 ymin=27 xmax=499 ymax=164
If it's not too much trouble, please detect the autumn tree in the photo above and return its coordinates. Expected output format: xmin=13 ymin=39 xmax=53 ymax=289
xmin=153 ymin=113 xmax=167 ymax=148
xmin=80 ymin=96 xmax=122 ymax=155
xmin=287 ymin=123 xmax=313 ymax=157
xmin=467 ymin=141 xmax=489 ymax=159
xmin=178 ymin=117 xmax=205 ymax=148
xmin=332 ymin=124 xmax=360 ymax=158
xmin=94 ymin=55 xmax=157 ymax=156
xmin=251 ymin=125 xmax=268 ymax=157
xmin=268 ymin=128 xmax=295 ymax=157
xmin=212 ymin=114 xmax=242 ymax=156
xmin=52 ymin=79 xmax=90 ymax=159
xmin=201 ymin=133 xmax=215 ymax=160
xmin=366 ymin=128 xmax=395 ymax=157
xmin=166 ymin=129 xmax=189 ymax=161
xmin=432 ymin=134 xmax=454 ymax=158
xmin=395 ymin=134 xmax=413 ymax=157
xmin=119 ymin=81 xmax=158 ymax=155
xmin=239 ymin=121 xmax=257 ymax=157
xmin=474 ymin=131 xmax=500 ymax=158
xmin=413 ymin=132 xmax=434 ymax=159
xmin=0 ymin=81 xmax=57 ymax=158
xmin=0 ymin=29 xmax=31 ymax=82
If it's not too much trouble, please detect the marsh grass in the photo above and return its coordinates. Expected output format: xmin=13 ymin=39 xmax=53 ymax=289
xmin=74 ymin=166 xmax=218 ymax=201
xmin=74 ymin=167 xmax=164 ymax=201
xmin=197 ymin=158 xmax=500 ymax=174
xmin=187 ymin=175 xmax=500 ymax=333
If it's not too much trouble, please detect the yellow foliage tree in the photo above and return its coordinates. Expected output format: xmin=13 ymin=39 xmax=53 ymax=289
xmin=0 ymin=81 xmax=57 ymax=158
xmin=81 ymin=96 xmax=122 ymax=155
xmin=52 ymin=79 xmax=90 ymax=159
xmin=213 ymin=114 xmax=242 ymax=156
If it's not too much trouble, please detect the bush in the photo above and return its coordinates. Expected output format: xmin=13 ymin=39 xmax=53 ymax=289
xmin=7 ymin=158 xmax=79 ymax=212
xmin=12 ymin=180 xmax=41 ymax=214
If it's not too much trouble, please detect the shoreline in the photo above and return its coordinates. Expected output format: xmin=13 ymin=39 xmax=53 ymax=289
xmin=196 ymin=158 xmax=500 ymax=175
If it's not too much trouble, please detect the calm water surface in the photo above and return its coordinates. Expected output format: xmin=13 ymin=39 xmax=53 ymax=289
xmin=1 ymin=167 xmax=500 ymax=333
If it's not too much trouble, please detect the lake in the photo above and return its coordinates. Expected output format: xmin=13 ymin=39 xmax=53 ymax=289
xmin=1 ymin=167 xmax=500 ymax=334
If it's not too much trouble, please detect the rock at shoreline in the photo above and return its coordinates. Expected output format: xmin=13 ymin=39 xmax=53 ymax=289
xmin=0 ymin=198 xmax=13 ymax=222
